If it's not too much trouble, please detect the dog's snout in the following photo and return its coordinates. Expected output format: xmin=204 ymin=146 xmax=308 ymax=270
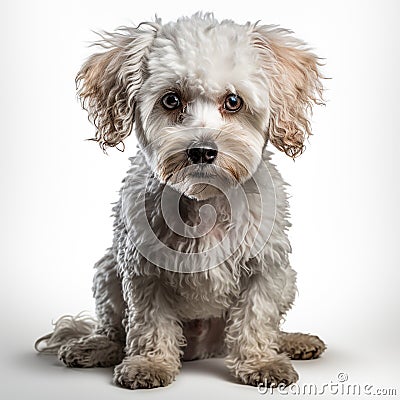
xmin=187 ymin=145 xmax=218 ymax=164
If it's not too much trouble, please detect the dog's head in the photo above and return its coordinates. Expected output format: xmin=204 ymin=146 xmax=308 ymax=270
xmin=77 ymin=13 xmax=323 ymax=200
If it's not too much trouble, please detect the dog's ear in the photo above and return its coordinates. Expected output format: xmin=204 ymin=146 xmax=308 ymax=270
xmin=251 ymin=25 xmax=324 ymax=158
xmin=76 ymin=24 xmax=158 ymax=151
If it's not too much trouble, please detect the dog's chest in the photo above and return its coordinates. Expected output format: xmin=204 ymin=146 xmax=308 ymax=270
xmin=163 ymin=263 xmax=244 ymax=319
xmin=153 ymin=195 xmax=247 ymax=318
xmin=139 ymin=187 xmax=250 ymax=273
xmin=165 ymin=195 xmax=231 ymax=251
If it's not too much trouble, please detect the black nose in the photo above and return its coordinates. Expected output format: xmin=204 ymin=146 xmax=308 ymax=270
xmin=187 ymin=146 xmax=218 ymax=164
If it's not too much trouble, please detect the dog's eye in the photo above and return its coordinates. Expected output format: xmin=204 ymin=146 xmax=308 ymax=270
xmin=224 ymin=94 xmax=243 ymax=112
xmin=161 ymin=93 xmax=181 ymax=110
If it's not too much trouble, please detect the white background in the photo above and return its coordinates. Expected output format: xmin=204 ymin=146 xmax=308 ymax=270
xmin=1 ymin=0 xmax=399 ymax=399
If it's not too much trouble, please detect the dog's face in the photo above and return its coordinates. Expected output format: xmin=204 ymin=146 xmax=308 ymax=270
xmin=137 ymin=19 xmax=270 ymax=199
xmin=77 ymin=14 xmax=323 ymax=200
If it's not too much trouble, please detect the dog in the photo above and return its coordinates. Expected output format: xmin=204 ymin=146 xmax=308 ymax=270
xmin=35 ymin=13 xmax=326 ymax=389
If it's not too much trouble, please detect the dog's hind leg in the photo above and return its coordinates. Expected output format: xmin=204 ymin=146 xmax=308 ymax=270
xmin=35 ymin=251 xmax=125 ymax=367
xmin=57 ymin=326 xmax=124 ymax=368
xmin=92 ymin=251 xmax=125 ymax=344
xmin=278 ymin=331 xmax=326 ymax=360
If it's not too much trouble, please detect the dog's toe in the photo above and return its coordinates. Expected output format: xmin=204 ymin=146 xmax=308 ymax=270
xmin=58 ymin=335 xmax=123 ymax=368
xmin=233 ymin=355 xmax=299 ymax=387
xmin=113 ymin=355 xmax=178 ymax=389
xmin=279 ymin=332 xmax=326 ymax=360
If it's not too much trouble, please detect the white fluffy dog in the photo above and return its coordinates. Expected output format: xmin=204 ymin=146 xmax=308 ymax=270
xmin=36 ymin=13 xmax=326 ymax=389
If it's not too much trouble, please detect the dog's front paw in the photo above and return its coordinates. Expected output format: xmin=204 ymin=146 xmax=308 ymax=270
xmin=113 ymin=355 xmax=178 ymax=389
xmin=233 ymin=355 xmax=299 ymax=387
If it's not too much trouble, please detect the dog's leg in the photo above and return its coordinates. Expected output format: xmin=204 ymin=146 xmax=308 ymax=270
xmin=92 ymin=251 xmax=125 ymax=342
xmin=225 ymin=273 xmax=298 ymax=387
xmin=278 ymin=332 xmax=326 ymax=360
xmin=113 ymin=275 xmax=184 ymax=389
xmin=58 ymin=251 xmax=125 ymax=367
xmin=270 ymin=259 xmax=326 ymax=361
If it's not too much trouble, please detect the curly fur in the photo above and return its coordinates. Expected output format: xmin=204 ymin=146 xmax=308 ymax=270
xmin=76 ymin=23 xmax=158 ymax=151
xmin=35 ymin=313 xmax=97 ymax=354
xmin=251 ymin=25 xmax=324 ymax=157
xmin=36 ymin=13 xmax=326 ymax=390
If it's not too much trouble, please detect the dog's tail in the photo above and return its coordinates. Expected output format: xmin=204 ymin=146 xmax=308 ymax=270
xmin=35 ymin=312 xmax=97 ymax=354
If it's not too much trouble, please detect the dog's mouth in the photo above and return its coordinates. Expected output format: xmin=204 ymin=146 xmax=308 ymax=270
xmin=161 ymin=163 xmax=236 ymax=200
xmin=167 ymin=163 xmax=235 ymax=185
xmin=185 ymin=164 xmax=219 ymax=179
